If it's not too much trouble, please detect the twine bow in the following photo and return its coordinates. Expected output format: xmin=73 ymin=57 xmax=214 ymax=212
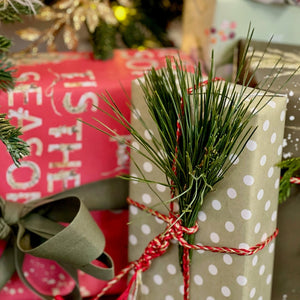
xmin=0 ymin=178 xmax=128 ymax=300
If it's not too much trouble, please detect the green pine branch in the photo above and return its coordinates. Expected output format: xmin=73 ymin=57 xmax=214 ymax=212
xmin=0 ymin=1 xmax=41 ymax=23
xmin=277 ymin=157 xmax=300 ymax=203
xmin=0 ymin=35 xmax=15 ymax=92
xmin=0 ymin=114 xmax=30 ymax=167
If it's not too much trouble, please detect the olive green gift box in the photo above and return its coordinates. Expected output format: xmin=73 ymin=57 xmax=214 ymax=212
xmin=128 ymin=77 xmax=287 ymax=300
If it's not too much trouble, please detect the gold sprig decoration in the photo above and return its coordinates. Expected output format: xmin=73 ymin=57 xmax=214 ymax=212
xmin=17 ymin=0 xmax=131 ymax=52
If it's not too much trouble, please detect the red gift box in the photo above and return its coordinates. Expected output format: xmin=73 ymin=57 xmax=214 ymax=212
xmin=0 ymin=49 xmax=193 ymax=299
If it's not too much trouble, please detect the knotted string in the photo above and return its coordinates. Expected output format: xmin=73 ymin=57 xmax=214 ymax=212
xmin=92 ymin=198 xmax=278 ymax=300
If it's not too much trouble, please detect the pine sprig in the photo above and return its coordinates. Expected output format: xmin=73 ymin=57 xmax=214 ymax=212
xmin=0 ymin=35 xmax=15 ymax=92
xmin=0 ymin=1 xmax=41 ymax=23
xmin=277 ymin=158 xmax=300 ymax=202
xmin=0 ymin=114 xmax=30 ymax=166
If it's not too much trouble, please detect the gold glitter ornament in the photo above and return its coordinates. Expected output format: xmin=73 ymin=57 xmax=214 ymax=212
xmin=16 ymin=0 xmax=132 ymax=53
xmin=63 ymin=23 xmax=78 ymax=50
xmin=16 ymin=27 xmax=42 ymax=41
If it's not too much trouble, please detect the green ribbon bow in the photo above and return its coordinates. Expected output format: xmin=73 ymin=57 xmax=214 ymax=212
xmin=0 ymin=178 xmax=128 ymax=300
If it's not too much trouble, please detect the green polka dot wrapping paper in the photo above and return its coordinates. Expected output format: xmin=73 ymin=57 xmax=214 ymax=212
xmin=128 ymin=78 xmax=287 ymax=300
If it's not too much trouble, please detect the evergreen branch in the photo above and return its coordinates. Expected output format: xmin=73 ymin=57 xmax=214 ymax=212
xmin=0 ymin=36 xmax=15 ymax=92
xmin=276 ymin=157 xmax=300 ymax=203
xmin=0 ymin=1 xmax=41 ymax=23
xmin=0 ymin=114 xmax=30 ymax=166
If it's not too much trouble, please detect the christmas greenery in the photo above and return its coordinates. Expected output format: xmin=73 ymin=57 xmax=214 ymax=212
xmin=0 ymin=0 xmax=41 ymax=23
xmin=0 ymin=36 xmax=15 ymax=92
xmin=277 ymin=158 xmax=300 ymax=202
xmin=0 ymin=114 xmax=30 ymax=167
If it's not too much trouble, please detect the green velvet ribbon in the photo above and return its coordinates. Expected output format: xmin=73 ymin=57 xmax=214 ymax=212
xmin=0 ymin=178 xmax=128 ymax=300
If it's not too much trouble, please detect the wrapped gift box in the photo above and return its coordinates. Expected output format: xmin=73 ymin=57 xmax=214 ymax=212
xmin=211 ymin=0 xmax=300 ymax=67
xmin=0 ymin=49 xmax=193 ymax=299
xmin=235 ymin=40 xmax=300 ymax=159
xmin=128 ymin=77 xmax=287 ymax=299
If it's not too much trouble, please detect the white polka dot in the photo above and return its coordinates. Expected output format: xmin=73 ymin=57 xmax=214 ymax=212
xmin=208 ymin=264 xmax=218 ymax=275
xmin=254 ymin=222 xmax=261 ymax=234
xmin=179 ymin=285 xmax=184 ymax=295
xmin=212 ymin=199 xmax=221 ymax=210
xmin=198 ymin=211 xmax=207 ymax=222
xmin=155 ymin=216 xmax=164 ymax=224
xmin=225 ymin=221 xmax=235 ymax=232
xmin=261 ymin=232 xmax=267 ymax=242
xmin=289 ymin=90 xmax=294 ymax=97
xmin=243 ymin=175 xmax=254 ymax=186
xmin=229 ymin=154 xmax=239 ymax=165
xmin=206 ymin=297 xmax=215 ymax=300
xmin=252 ymin=255 xmax=258 ymax=266
xmin=259 ymin=265 xmax=265 ymax=275
xmin=131 ymin=173 xmax=138 ymax=184
xmin=268 ymin=100 xmax=276 ymax=108
xmin=141 ymin=284 xmax=149 ymax=295
xmin=241 ymin=209 xmax=252 ymax=220
xmin=131 ymin=141 xmax=140 ymax=150
xmin=144 ymin=129 xmax=153 ymax=140
xmin=221 ymin=286 xmax=231 ymax=297
xmin=275 ymin=178 xmax=280 ymax=189
xmin=268 ymin=167 xmax=274 ymax=178
xmin=239 ymin=243 xmax=250 ymax=250
xmin=271 ymin=133 xmax=277 ymax=144
xmin=132 ymin=108 xmax=141 ymax=119
xmin=258 ymin=297 xmax=263 ymax=300
xmin=130 ymin=205 xmax=138 ymax=215
xmin=263 ymin=120 xmax=270 ymax=131
xmin=269 ymin=242 xmax=275 ymax=253
xmin=250 ymin=287 xmax=256 ymax=298
xmin=280 ymin=110 xmax=286 ymax=121
xmin=196 ymin=243 xmax=204 ymax=254
xmin=142 ymin=193 xmax=152 ymax=204
xmin=156 ymin=184 xmax=166 ymax=192
xmin=236 ymin=275 xmax=248 ymax=286
xmin=260 ymin=155 xmax=267 ymax=166
xmin=247 ymin=140 xmax=257 ymax=151
xmin=278 ymin=145 xmax=282 ymax=156
xmin=290 ymin=115 xmax=296 ymax=121
xmin=271 ymin=211 xmax=277 ymax=222
xmin=257 ymin=189 xmax=264 ymax=200
xmin=143 ymin=162 xmax=153 ymax=172
xmin=265 ymin=200 xmax=271 ymax=211
xmin=153 ymin=274 xmax=163 ymax=285
xmin=9 ymin=289 xmax=16 ymax=295
xmin=167 ymin=264 xmax=177 ymax=275
xmin=165 ymin=296 xmax=174 ymax=300
xmin=210 ymin=232 xmax=220 ymax=243
xmin=194 ymin=274 xmax=203 ymax=285
xmin=141 ymin=224 xmax=151 ymax=235
xmin=17 ymin=288 xmax=24 ymax=294
xmin=266 ymin=274 xmax=272 ymax=285
xmin=129 ymin=234 xmax=137 ymax=245
xmin=223 ymin=254 xmax=233 ymax=265
xmin=227 ymin=188 xmax=237 ymax=199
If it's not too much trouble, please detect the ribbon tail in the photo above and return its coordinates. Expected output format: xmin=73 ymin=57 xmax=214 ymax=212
xmin=117 ymin=270 xmax=140 ymax=300
xmin=0 ymin=241 xmax=16 ymax=290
